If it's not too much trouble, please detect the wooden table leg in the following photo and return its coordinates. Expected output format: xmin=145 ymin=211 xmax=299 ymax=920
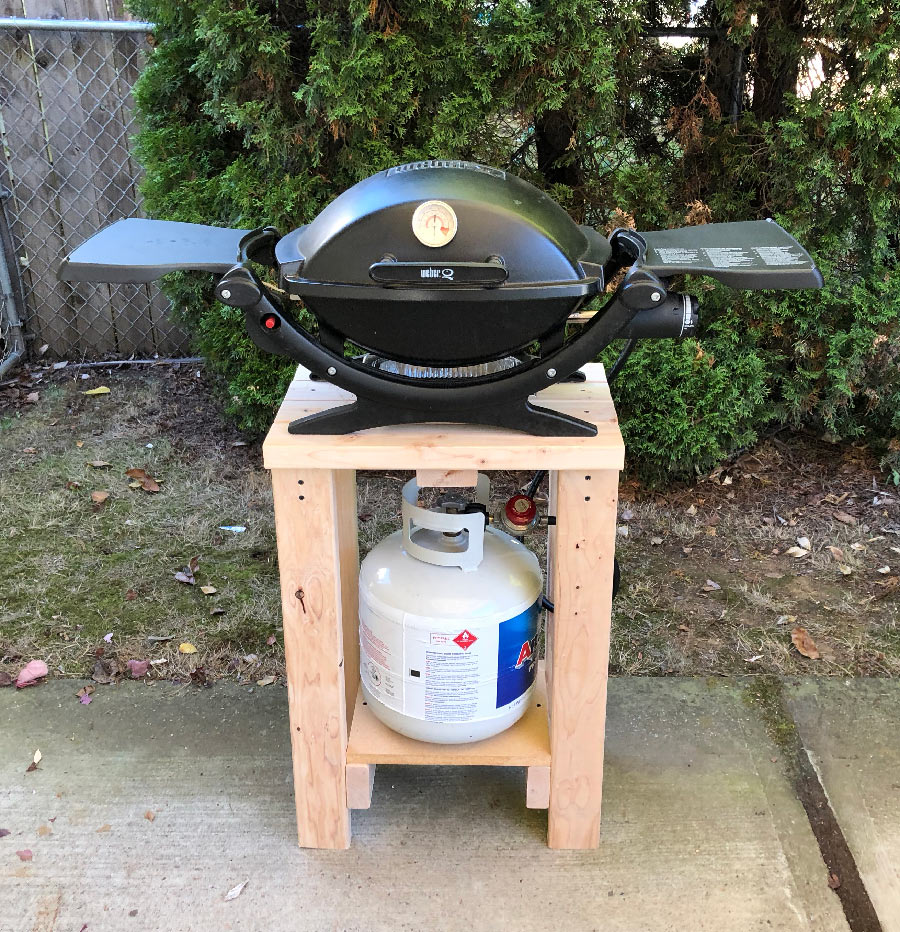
xmin=547 ymin=468 xmax=619 ymax=849
xmin=271 ymin=467 xmax=358 ymax=849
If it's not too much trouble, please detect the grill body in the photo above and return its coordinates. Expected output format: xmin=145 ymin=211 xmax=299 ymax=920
xmin=57 ymin=159 xmax=824 ymax=436
xmin=275 ymin=161 xmax=610 ymax=365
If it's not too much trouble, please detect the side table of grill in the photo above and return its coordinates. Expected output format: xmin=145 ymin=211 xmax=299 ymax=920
xmin=263 ymin=362 xmax=625 ymax=849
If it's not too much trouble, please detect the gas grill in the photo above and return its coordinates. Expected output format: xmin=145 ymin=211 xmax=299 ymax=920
xmin=59 ymin=159 xmax=822 ymax=436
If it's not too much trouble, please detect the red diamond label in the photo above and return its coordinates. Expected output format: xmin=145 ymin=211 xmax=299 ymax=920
xmin=453 ymin=629 xmax=478 ymax=650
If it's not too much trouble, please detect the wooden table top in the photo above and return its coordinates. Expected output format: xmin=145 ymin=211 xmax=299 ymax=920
xmin=262 ymin=362 xmax=624 ymax=471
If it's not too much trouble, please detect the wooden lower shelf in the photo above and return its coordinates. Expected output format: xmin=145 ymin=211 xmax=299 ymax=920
xmin=346 ymin=664 xmax=550 ymax=767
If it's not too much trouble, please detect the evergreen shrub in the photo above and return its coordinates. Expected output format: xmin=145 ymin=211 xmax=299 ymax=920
xmin=130 ymin=0 xmax=900 ymax=476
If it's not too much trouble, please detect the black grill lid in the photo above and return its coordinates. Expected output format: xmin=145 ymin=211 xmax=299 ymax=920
xmin=274 ymin=160 xmax=612 ymax=290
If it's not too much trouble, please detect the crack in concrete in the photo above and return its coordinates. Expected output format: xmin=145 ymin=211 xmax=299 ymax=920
xmin=745 ymin=676 xmax=883 ymax=932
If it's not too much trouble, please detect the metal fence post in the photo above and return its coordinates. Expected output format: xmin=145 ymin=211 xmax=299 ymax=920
xmin=0 ymin=186 xmax=26 ymax=377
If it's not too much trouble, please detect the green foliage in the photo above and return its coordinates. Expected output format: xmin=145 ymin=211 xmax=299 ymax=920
xmin=129 ymin=0 xmax=900 ymax=475
xmin=604 ymin=323 xmax=770 ymax=479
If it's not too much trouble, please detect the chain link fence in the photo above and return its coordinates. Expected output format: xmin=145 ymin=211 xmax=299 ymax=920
xmin=0 ymin=17 xmax=189 ymax=364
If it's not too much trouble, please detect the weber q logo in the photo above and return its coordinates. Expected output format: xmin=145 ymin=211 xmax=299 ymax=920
xmin=420 ymin=267 xmax=454 ymax=280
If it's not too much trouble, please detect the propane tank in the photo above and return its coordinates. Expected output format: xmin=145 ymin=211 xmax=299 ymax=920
xmin=358 ymin=474 xmax=542 ymax=744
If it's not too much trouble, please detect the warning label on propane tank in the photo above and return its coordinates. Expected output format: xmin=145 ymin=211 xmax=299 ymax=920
xmin=423 ymin=648 xmax=479 ymax=721
xmin=359 ymin=599 xmax=540 ymax=724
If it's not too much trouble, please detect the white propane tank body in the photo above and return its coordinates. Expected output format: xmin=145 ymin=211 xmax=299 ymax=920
xmin=358 ymin=474 xmax=542 ymax=744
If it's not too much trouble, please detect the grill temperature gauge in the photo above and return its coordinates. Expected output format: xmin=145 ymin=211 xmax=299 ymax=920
xmin=412 ymin=200 xmax=458 ymax=247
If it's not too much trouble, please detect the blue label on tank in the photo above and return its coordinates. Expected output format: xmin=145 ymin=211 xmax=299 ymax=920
xmin=496 ymin=599 xmax=540 ymax=709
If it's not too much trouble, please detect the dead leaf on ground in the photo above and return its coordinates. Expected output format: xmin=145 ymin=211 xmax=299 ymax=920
xmin=791 ymin=626 xmax=821 ymax=660
xmin=838 ymin=564 xmax=853 ymax=576
xmin=15 ymin=660 xmax=48 ymax=689
xmin=786 ymin=545 xmax=810 ymax=558
xmin=651 ymin=536 xmax=663 ymax=545
xmin=834 ymin=510 xmax=857 ymax=526
xmin=37 ymin=824 xmax=51 ymax=837
xmin=796 ymin=536 xmax=811 ymax=550
xmin=266 ymin=635 xmax=276 ymax=646
xmin=876 ymin=565 xmax=891 ymax=574
xmin=702 ymin=579 xmax=721 ymax=592
xmin=776 ymin=615 xmax=797 ymax=626
xmin=125 ymin=467 xmax=161 ymax=493
xmin=127 ymin=659 xmax=150 ymax=678
xmin=174 ymin=556 xmax=200 ymax=585
xmin=200 ymin=585 xmax=217 ymax=596
xmin=86 ymin=460 xmax=112 ymax=469
xmin=81 ymin=386 xmax=111 ymax=396
xmin=24 ymin=392 xmax=39 ymax=404
xmin=686 ymin=504 xmax=697 ymax=516
xmin=91 ymin=658 xmax=119 ymax=684
xmin=224 ymin=880 xmax=248 ymax=901
xmin=828 ymin=872 xmax=841 ymax=890
xmin=144 ymin=810 xmax=155 ymax=822
xmin=96 ymin=824 xmax=111 ymax=833
xmin=76 ymin=685 xmax=94 ymax=705
xmin=256 ymin=675 xmax=276 ymax=686
xmin=178 ymin=642 xmax=197 ymax=655
xmin=91 ymin=490 xmax=110 ymax=507
xmin=826 ymin=545 xmax=844 ymax=560
xmin=0 ymin=671 xmax=12 ymax=687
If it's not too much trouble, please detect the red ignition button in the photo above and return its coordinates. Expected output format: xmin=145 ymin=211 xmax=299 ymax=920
xmin=261 ymin=313 xmax=280 ymax=330
xmin=505 ymin=494 xmax=537 ymax=527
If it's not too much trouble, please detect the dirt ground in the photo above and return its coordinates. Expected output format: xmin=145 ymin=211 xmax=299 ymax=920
xmin=1 ymin=362 xmax=898 ymax=691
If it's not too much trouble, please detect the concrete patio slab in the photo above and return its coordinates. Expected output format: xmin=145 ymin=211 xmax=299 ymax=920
xmin=785 ymin=678 xmax=900 ymax=931
xmin=1 ymin=678 xmax=847 ymax=932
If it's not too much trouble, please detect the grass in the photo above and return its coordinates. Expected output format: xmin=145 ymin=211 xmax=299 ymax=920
xmin=0 ymin=369 xmax=282 ymax=683
xmin=1 ymin=365 xmax=898 ymax=685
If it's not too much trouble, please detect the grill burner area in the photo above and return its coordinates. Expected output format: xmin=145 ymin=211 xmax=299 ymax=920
xmin=360 ymin=355 xmax=520 ymax=380
xmin=59 ymin=160 xmax=822 ymax=436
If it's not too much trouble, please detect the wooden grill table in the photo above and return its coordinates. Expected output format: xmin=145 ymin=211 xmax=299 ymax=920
xmin=263 ymin=362 xmax=624 ymax=849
